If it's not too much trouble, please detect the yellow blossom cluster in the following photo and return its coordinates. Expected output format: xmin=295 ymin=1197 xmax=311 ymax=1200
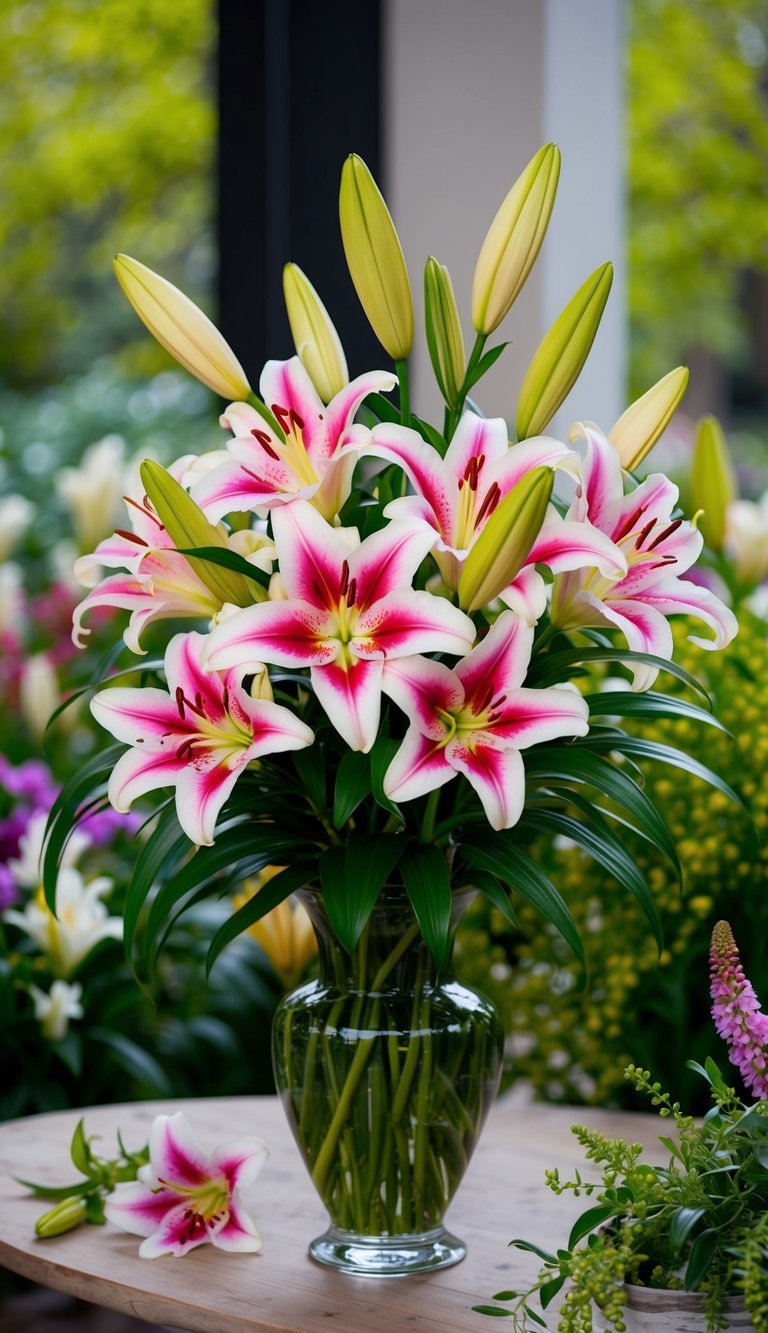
xmin=455 ymin=613 xmax=768 ymax=1109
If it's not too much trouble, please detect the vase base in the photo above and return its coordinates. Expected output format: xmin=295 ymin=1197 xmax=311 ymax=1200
xmin=308 ymin=1224 xmax=467 ymax=1276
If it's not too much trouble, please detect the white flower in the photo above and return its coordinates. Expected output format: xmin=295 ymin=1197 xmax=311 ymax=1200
xmin=724 ymin=494 xmax=768 ymax=586
xmin=19 ymin=653 xmax=61 ymax=740
xmin=0 ymin=495 xmax=34 ymax=561
xmin=9 ymin=812 xmax=91 ymax=890
xmin=57 ymin=435 xmax=131 ymax=551
xmin=5 ymin=869 xmax=122 ymax=977
xmin=0 ymin=562 xmax=24 ymax=634
xmin=29 ymin=980 xmax=84 ymax=1041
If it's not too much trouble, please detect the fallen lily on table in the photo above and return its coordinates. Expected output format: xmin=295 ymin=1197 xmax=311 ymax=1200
xmin=24 ymin=1112 xmax=269 ymax=1258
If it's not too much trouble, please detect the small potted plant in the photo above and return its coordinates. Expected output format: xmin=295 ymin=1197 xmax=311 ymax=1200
xmin=475 ymin=922 xmax=768 ymax=1331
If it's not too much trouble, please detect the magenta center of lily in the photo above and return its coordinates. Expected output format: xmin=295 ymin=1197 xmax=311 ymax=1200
xmin=165 ymin=685 xmax=253 ymax=766
xmin=250 ymin=403 xmax=319 ymax=489
xmin=584 ymin=504 xmax=683 ymax=599
xmin=435 ymin=687 xmax=508 ymax=749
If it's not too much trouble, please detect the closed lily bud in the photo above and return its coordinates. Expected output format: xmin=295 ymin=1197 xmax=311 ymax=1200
xmin=140 ymin=460 xmax=254 ymax=608
xmin=472 ymin=144 xmax=561 ymax=335
xmin=283 ymin=263 xmax=348 ymax=403
xmin=692 ymin=415 xmax=737 ymax=552
xmin=516 ymin=262 xmax=613 ymax=441
xmin=20 ymin=653 xmax=61 ymax=740
xmin=424 ymin=258 xmax=466 ymax=409
xmin=458 ymin=467 xmax=554 ymax=613
xmin=609 ymin=366 xmax=689 ymax=471
xmin=114 ymin=255 xmax=251 ymax=400
xmin=339 ymin=154 xmax=413 ymax=359
xmin=36 ymin=1195 xmax=88 ymax=1238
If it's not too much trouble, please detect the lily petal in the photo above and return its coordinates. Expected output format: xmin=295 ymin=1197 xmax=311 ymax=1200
xmin=445 ymin=739 xmax=526 ymax=831
xmin=490 ymin=686 xmax=589 ymax=748
xmin=146 ymin=1112 xmax=212 ymax=1189
xmin=104 ymin=1181 xmax=181 ymax=1238
xmin=210 ymin=1192 xmax=264 ymax=1253
xmin=383 ymin=726 xmax=456 ymax=804
xmin=382 ymin=656 xmax=464 ymax=740
xmin=311 ymin=657 xmax=383 ymax=752
xmin=527 ymin=517 xmax=627 ymax=579
xmin=204 ymin=600 xmax=338 ymax=670
xmin=640 ymin=577 xmax=738 ymax=651
xmin=352 ymin=590 xmax=475 ymax=659
xmin=498 ymin=565 xmax=548 ymax=625
xmin=454 ymin=610 xmax=534 ymax=701
xmin=369 ymin=423 xmax=456 ymax=538
xmin=272 ymin=501 xmax=357 ymax=610
xmin=594 ymin=597 xmax=675 ymax=691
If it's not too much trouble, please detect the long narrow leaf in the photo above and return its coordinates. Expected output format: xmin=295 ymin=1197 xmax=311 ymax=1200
xmin=584 ymin=691 xmax=729 ymax=733
xmin=124 ymin=804 xmax=191 ymax=956
xmin=43 ymin=745 xmax=124 ymax=911
xmin=399 ymin=844 xmax=452 ymax=971
xmin=321 ymin=833 xmax=406 ymax=952
xmin=460 ymin=839 xmax=584 ymax=966
xmin=206 ymin=863 xmax=315 ymax=972
xmin=333 ymin=750 xmax=372 ymax=828
xmin=530 ymin=647 xmax=711 ymax=702
xmin=584 ymin=734 xmax=746 ymax=812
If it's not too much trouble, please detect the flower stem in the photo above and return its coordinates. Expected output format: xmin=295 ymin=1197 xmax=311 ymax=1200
xmin=395 ymin=358 xmax=411 ymax=428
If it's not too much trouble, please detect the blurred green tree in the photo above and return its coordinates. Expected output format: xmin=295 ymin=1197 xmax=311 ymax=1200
xmin=0 ymin=0 xmax=214 ymax=386
xmin=629 ymin=0 xmax=768 ymax=397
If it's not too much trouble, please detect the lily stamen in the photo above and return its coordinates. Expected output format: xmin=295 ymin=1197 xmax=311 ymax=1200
xmin=647 ymin=517 xmax=683 ymax=550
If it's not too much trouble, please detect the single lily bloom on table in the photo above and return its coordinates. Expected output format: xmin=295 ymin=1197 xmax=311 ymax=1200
xmin=369 ymin=412 xmax=626 ymax=623
xmin=204 ymin=500 xmax=476 ymax=752
xmin=710 ymin=920 xmax=768 ymax=1101
xmin=550 ymin=423 xmax=738 ymax=689
xmin=90 ymin=631 xmax=314 ymax=845
xmin=383 ymin=611 xmax=589 ymax=829
xmin=191 ymin=356 xmax=396 ymax=522
xmin=105 ymin=1111 xmax=269 ymax=1258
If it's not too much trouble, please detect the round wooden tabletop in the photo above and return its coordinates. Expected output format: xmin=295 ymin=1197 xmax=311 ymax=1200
xmin=0 ymin=1095 xmax=660 ymax=1333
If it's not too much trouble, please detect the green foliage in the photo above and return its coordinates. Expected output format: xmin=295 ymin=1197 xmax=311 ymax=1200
xmin=456 ymin=615 xmax=768 ymax=1111
xmin=0 ymin=0 xmax=214 ymax=385
xmin=476 ymin=1065 xmax=768 ymax=1331
xmin=628 ymin=0 xmax=768 ymax=392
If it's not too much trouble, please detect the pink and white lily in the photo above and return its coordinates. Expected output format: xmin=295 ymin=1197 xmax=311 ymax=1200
xmin=91 ymin=631 xmax=313 ymax=845
xmin=190 ymin=356 xmax=396 ymax=522
xmin=204 ymin=500 xmax=476 ymax=753
xmin=550 ymin=424 xmax=738 ymax=689
xmin=104 ymin=1112 xmax=268 ymax=1258
xmin=72 ymin=481 xmax=276 ymax=655
xmin=382 ymin=611 xmax=589 ymax=829
xmin=368 ymin=412 xmax=626 ymax=619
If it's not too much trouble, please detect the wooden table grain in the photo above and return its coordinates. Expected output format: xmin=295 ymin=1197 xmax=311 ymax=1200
xmin=0 ymin=1096 xmax=661 ymax=1333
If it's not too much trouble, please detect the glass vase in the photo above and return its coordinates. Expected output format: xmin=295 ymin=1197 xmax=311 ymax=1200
xmin=272 ymin=887 xmax=503 ymax=1276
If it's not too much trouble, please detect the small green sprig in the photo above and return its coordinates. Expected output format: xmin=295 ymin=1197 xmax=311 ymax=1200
xmin=474 ymin=1061 xmax=768 ymax=1332
xmin=20 ymin=1118 xmax=148 ymax=1237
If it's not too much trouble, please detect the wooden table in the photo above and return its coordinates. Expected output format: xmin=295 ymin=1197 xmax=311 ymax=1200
xmin=0 ymin=1096 xmax=661 ymax=1333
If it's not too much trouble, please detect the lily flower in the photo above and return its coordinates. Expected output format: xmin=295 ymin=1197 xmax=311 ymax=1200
xmin=104 ymin=1112 xmax=268 ymax=1258
xmin=5 ymin=870 xmax=122 ymax=978
xmin=382 ymin=611 xmax=588 ymax=830
xmin=56 ymin=436 xmax=130 ymax=553
xmin=91 ymin=632 xmax=314 ymax=846
xmin=190 ymin=356 xmax=396 ymax=523
xmin=29 ymin=980 xmax=84 ymax=1042
xmin=204 ymin=501 xmax=476 ymax=753
xmin=369 ymin=412 xmax=625 ymax=612
xmin=550 ymin=424 xmax=738 ymax=689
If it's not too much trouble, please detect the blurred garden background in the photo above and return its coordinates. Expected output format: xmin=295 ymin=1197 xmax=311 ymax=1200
xmin=2 ymin=0 xmax=768 ymax=1142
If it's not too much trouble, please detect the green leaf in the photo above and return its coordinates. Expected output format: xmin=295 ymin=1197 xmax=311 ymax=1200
xmin=684 ymin=1228 xmax=719 ymax=1291
xmin=410 ymin=414 xmax=449 ymax=456
xmin=44 ymin=653 xmax=163 ymax=738
xmin=568 ymin=1203 xmax=615 ymax=1249
xmin=206 ymin=862 xmax=314 ymax=973
xmin=492 ymin=1291 xmax=519 ymax=1302
xmin=399 ymin=844 xmax=452 ymax=971
xmin=669 ymin=1206 xmax=706 ymax=1254
xmin=369 ymin=735 xmax=403 ymax=820
xmin=69 ymin=1118 xmax=95 ymax=1178
xmin=582 ymin=734 xmax=745 ymax=812
xmin=461 ymin=840 xmax=584 ymax=966
xmin=584 ymin=690 xmax=729 ymax=733
xmin=43 ymin=745 xmax=125 ymax=912
xmin=293 ymin=746 xmax=327 ymax=814
xmin=321 ymin=833 xmax=406 ymax=953
xmin=463 ymin=342 xmax=508 ymax=390
xmin=470 ymin=870 xmax=519 ymax=929
xmin=176 ymin=546 xmax=269 ymax=592
xmin=16 ymin=1178 xmax=92 ymax=1202
xmin=89 ymin=1029 xmax=173 ymax=1096
xmin=522 ymin=1304 xmax=547 ymax=1328
xmin=363 ymin=391 xmax=401 ymax=424
xmin=530 ymin=646 xmax=711 ymax=702
xmin=520 ymin=808 xmax=661 ymax=950
xmin=540 ymin=1275 xmax=567 ymax=1308
xmin=332 ymin=750 xmax=372 ymax=828
xmin=124 ymin=803 xmax=191 ymax=957
xmin=525 ymin=747 xmax=681 ymax=879
xmin=470 ymin=1307 xmax=513 ymax=1318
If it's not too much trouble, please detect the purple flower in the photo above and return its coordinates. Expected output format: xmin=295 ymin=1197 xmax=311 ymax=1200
xmin=0 ymin=756 xmax=57 ymax=808
xmin=0 ymin=865 xmax=19 ymax=912
xmin=79 ymin=805 xmax=141 ymax=846
xmin=710 ymin=920 xmax=768 ymax=1100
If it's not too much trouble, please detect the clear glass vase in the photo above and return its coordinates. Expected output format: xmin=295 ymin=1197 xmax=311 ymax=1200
xmin=272 ymin=887 xmax=503 ymax=1276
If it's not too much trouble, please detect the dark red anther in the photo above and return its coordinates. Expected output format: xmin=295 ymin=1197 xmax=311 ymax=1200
xmin=647 ymin=517 xmax=683 ymax=550
xmin=115 ymin=529 xmax=149 ymax=547
xmin=195 ymin=692 xmax=204 ymax=715
xmin=347 ymin=578 xmax=357 ymax=608
xmin=222 ymin=685 xmax=229 ymax=713
xmin=474 ymin=481 xmax=501 ymax=528
xmin=176 ymin=737 xmax=196 ymax=761
xmin=491 ymin=693 xmax=507 ymax=710
xmin=475 ymin=683 xmax=495 ymax=714
xmin=251 ymin=429 xmax=281 ymax=460
xmin=124 ymin=495 xmax=164 ymax=529
xmin=339 ymin=560 xmax=350 ymax=598
xmin=613 ymin=504 xmax=645 ymax=543
xmin=634 ymin=517 xmax=657 ymax=549
xmin=175 ymin=687 xmax=186 ymax=719
xmin=271 ymin=404 xmax=291 ymax=433
xmin=458 ymin=477 xmax=465 ymax=491
xmin=290 ymin=408 xmax=304 ymax=431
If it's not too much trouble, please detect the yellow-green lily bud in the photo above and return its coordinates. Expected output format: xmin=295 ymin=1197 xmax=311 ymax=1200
xmin=472 ymin=144 xmax=561 ymax=335
xmin=691 ymin=415 xmax=737 ymax=552
xmin=339 ymin=154 xmax=413 ymax=359
xmin=516 ymin=261 xmax=613 ymax=441
xmin=140 ymin=460 xmax=256 ymax=607
xmin=282 ymin=263 xmax=349 ymax=403
xmin=424 ymin=258 xmax=466 ymax=409
xmin=113 ymin=255 xmax=251 ymax=400
xmin=458 ymin=467 xmax=554 ymax=613
xmin=35 ymin=1195 xmax=88 ymax=1238
xmin=609 ymin=366 xmax=689 ymax=471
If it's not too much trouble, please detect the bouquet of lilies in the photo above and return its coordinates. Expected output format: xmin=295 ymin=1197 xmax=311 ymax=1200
xmin=46 ymin=144 xmax=737 ymax=980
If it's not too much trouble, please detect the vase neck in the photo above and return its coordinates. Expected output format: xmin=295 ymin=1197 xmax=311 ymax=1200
xmin=297 ymin=889 xmax=469 ymax=992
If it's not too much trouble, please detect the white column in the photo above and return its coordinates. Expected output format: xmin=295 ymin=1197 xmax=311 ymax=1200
xmin=382 ymin=0 xmax=625 ymax=434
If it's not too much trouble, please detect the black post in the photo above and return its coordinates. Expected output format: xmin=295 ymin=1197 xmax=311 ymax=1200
xmin=217 ymin=0 xmax=383 ymax=387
